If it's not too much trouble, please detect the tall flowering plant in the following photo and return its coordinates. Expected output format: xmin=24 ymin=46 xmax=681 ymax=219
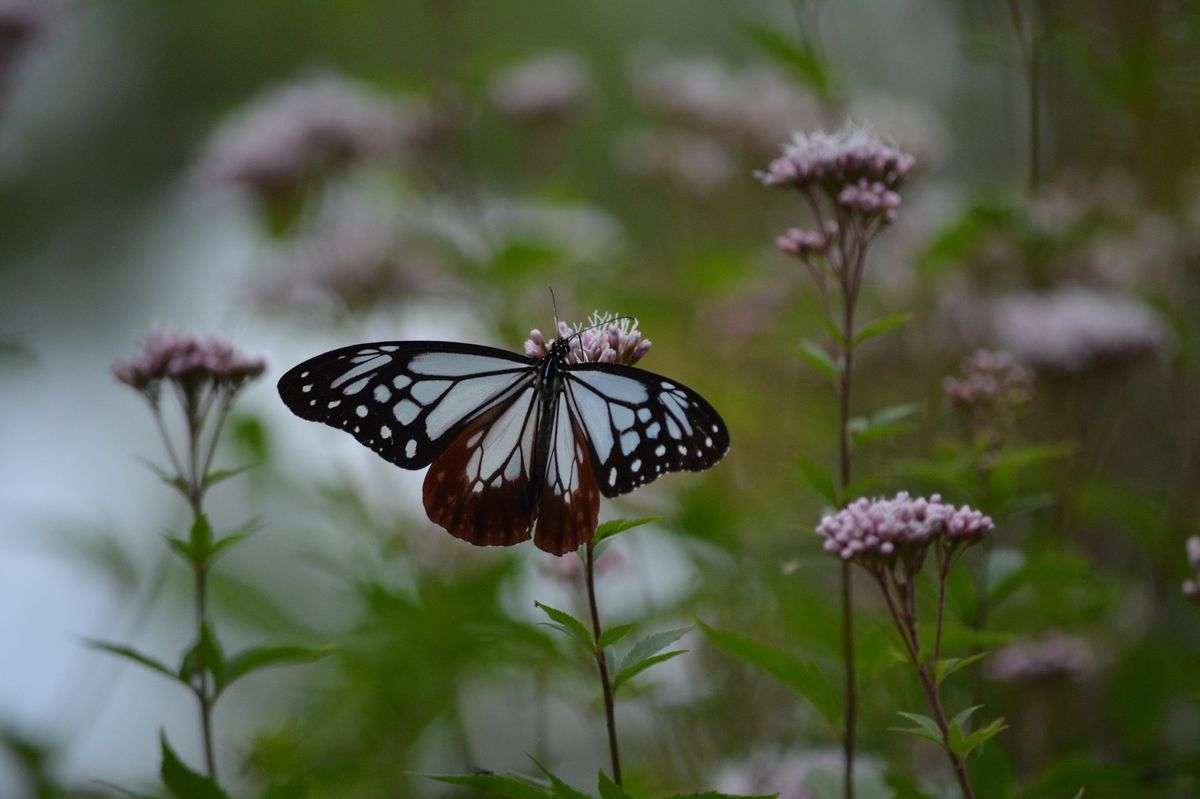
xmin=817 ymin=494 xmax=1001 ymax=799
xmin=765 ymin=124 xmax=913 ymax=797
xmin=101 ymin=332 xmax=330 ymax=795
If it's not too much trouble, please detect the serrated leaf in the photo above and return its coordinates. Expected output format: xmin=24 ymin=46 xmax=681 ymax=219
xmin=598 ymin=623 xmax=636 ymax=651
xmin=426 ymin=773 xmax=554 ymax=799
xmin=597 ymin=772 xmax=634 ymax=799
xmin=936 ymin=653 xmax=989 ymax=686
xmin=215 ymin=644 xmax=335 ymax=696
xmin=160 ymin=730 xmax=229 ymax=799
xmin=960 ymin=716 xmax=1007 ymax=758
xmin=698 ymin=621 xmax=840 ymax=733
xmin=203 ymin=463 xmax=258 ymax=489
xmin=949 ymin=705 xmax=984 ymax=729
xmin=795 ymin=338 xmax=840 ymax=384
xmin=136 ymin=456 xmax=188 ymax=498
xmin=530 ymin=756 xmax=594 ymax=799
xmin=796 ymin=456 xmax=838 ymax=505
xmin=593 ymin=517 xmax=658 ymax=544
xmin=87 ymin=640 xmax=178 ymax=682
xmin=612 ymin=650 xmax=687 ymax=692
xmin=535 ymin=602 xmax=594 ymax=648
xmin=853 ymin=313 xmax=912 ymax=346
xmin=893 ymin=711 xmax=943 ymax=746
xmin=189 ymin=514 xmax=214 ymax=562
xmin=617 ymin=627 xmax=691 ymax=676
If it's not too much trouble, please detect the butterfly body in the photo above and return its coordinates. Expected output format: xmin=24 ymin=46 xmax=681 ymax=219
xmin=278 ymin=334 xmax=729 ymax=555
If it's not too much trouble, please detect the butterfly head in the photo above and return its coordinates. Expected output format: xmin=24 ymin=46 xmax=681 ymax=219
xmin=547 ymin=335 xmax=572 ymax=366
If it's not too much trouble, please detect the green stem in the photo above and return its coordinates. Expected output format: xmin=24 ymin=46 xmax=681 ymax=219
xmin=837 ymin=261 xmax=859 ymax=799
xmin=585 ymin=542 xmax=622 ymax=785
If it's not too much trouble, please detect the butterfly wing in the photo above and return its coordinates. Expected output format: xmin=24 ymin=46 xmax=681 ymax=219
xmin=532 ymin=389 xmax=601 ymax=555
xmin=423 ymin=382 xmax=541 ymax=547
xmin=277 ymin=341 xmax=535 ymax=469
xmin=566 ymin=363 xmax=730 ymax=498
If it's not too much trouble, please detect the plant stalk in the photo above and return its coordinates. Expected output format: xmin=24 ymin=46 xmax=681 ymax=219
xmin=836 ymin=260 xmax=859 ymax=799
xmin=585 ymin=541 xmax=622 ymax=786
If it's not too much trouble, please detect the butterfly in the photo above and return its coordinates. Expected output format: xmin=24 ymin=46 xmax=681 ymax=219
xmin=277 ymin=330 xmax=730 ymax=555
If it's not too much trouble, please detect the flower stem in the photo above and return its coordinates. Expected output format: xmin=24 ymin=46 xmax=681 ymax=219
xmin=585 ymin=541 xmax=622 ymax=786
xmin=914 ymin=663 xmax=977 ymax=799
xmin=193 ymin=561 xmax=217 ymax=780
xmin=836 ymin=250 xmax=859 ymax=799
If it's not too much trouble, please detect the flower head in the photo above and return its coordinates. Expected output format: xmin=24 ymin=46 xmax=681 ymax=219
xmin=944 ymin=350 xmax=1035 ymax=411
xmin=614 ymin=129 xmax=737 ymax=196
xmin=986 ymin=633 xmax=1096 ymax=683
xmin=489 ymin=52 xmax=592 ymax=126
xmin=759 ymin=123 xmax=914 ymax=193
xmin=1185 ymin=536 xmax=1200 ymax=605
xmin=112 ymin=331 xmax=265 ymax=400
xmin=524 ymin=312 xmax=651 ymax=366
xmin=990 ymin=287 xmax=1170 ymax=372
xmin=194 ymin=73 xmax=411 ymax=197
xmin=816 ymin=492 xmax=993 ymax=564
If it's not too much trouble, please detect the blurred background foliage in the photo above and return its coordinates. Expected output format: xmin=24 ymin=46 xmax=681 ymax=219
xmin=2 ymin=0 xmax=1200 ymax=797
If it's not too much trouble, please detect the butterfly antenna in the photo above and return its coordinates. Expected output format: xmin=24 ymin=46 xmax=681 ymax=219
xmin=549 ymin=287 xmax=560 ymax=332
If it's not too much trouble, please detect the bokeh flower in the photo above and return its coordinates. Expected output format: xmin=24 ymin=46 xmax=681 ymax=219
xmin=489 ymin=52 xmax=592 ymax=126
xmin=816 ymin=492 xmax=993 ymax=565
xmin=525 ymin=312 xmax=651 ymax=366
xmin=986 ymin=633 xmax=1096 ymax=683
xmin=0 ymin=0 xmax=57 ymax=102
xmin=990 ymin=286 xmax=1170 ymax=372
xmin=194 ymin=73 xmax=411 ymax=199
xmin=944 ymin=349 xmax=1034 ymax=447
xmin=112 ymin=330 xmax=265 ymax=401
xmin=1184 ymin=536 xmax=1200 ymax=605
xmin=613 ymin=129 xmax=737 ymax=196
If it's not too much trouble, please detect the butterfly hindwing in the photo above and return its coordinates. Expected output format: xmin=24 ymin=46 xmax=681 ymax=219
xmin=422 ymin=384 xmax=540 ymax=547
xmin=566 ymin=363 xmax=730 ymax=499
xmin=533 ymin=390 xmax=601 ymax=555
xmin=277 ymin=341 xmax=535 ymax=469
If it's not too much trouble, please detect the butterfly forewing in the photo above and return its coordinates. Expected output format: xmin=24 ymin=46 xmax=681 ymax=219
xmin=566 ymin=363 xmax=730 ymax=498
xmin=422 ymin=385 xmax=540 ymax=547
xmin=532 ymin=391 xmax=601 ymax=555
xmin=277 ymin=341 xmax=535 ymax=469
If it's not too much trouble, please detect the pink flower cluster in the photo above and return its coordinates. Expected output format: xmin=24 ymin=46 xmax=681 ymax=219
xmin=816 ymin=492 xmax=993 ymax=563
xmin=1184 ymin=536 xmax=1200 ymax=605
xmin=489 ymin=52 xmax=592 ymax=125
xmin=195 ymin=74 xmax=411 ymax=196
xmin=760 ymin=125 xmax=914 ymax=195
xmin=524 ymin=312 xmax=651 ymax=366
xmin=986 ymin=633 xmax=1096 ymax=683
xmin=943 ymin=349 xmax=1034 ymax=412
xmin=112 ymin=331 xmax=265 ymax=394
xmin=776 ymin=222 xmax=837 ymax=257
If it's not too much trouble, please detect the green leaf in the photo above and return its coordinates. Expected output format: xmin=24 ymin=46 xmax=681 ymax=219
xmin=742 ymin=22 xmax=835 ymax=98
xmin=189 ymin=514 xmax=214 ymax=562
xmin=698 ymin=621 xmax=840 ymax=733
xmin=535 ymin=602 xmax=594 ymax=648
xmin=664 ymin=793 xmax=778 ymax=799
xmin=531 ymin=757 xmax=594 ymax=799
xmin=816 ymin=314 xmax=846 ymax=349
xmin=949 ymin=705 xmax=984 ymax=729
xmin=891 ymin=711 xmax=944 ymax=746
xmin=795 ymin=338 xmax=840 ymax=384
xmin=853 ymin=313 xmax=912 ymax=346
xmin=935 ymin=653 xmax=989 ymax=686
xmin=426 ymin=773 xmax=554 ymax=799
xmin=598 ymin=623 xmax=636 ymax=651
xmin=617 ymin=627 xmax=691 ymax=676
xmin=136 ymin=456 xmax=187 ymax=498
xmin=160 ymin=730 xmax=229 ymax=799
xmin=164 ymin=535 xmax=194 ymax=564
xmin=612 ymin=650 xmax=687 ymax=693
xmin=597 ymin=772 xmax=634 ymax=799
xmin=215 ymin=644 xmax=335 ymax=696
xmin=179 ymin=622 xmax=225 ymax=687
xmin=593 ymin=517 xmax=658 ymax=545
xmin=960 ymin=716 xmax=1007 ymax=759
xmin=87 ymin=640 xmax=178 ymax=683
xmin=203 ymin=463 xmax=258 ymax=489
xmin=851 ymin=403 xmax=922 ymax=447
xmin=796 ymin=456 xmax=838 ymax=505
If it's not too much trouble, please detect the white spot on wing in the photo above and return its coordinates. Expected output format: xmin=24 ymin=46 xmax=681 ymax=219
xmin=612 ymin=405 xmax=636 ymax=431
xmin=393 ymin=400 xmax=420 ymax=425
xmin=570 ymin=385 xmax=615 ymax=463
xmin=620 ymin=430 xmax=639 ymax=455
xmin=342 ymin=376 xmax=372 ymax=395
xmin=411 ymin=380 xmax=452 ymax=404
xmin=381 ymin=425 xmax=392 ymax=438
xmin=332 ymin=355 xmax=390 ymax=388
xmin=356 ymin=405 xmax=368 ymax=417
xmin=425 ymin=372 xmax=524 ymax=440
xmin=573 ymin=371 xmax=649 ymax=403
xmin=393 ymin=375 xmax=412 ymax=389
xmin=373 ymin=384 xmax=392 ymax=403
xmin=405 ymin=439 xmax=417 ymax=459
xmin=479 ymin=387 xmax=534 ymax=477
xmin=409 ymin=352 xmax=527 ymax=376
